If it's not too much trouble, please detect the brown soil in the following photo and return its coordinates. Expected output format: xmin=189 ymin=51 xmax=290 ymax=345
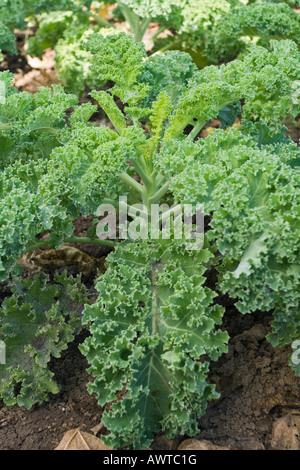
xmin=197 ymin=306 xmax=300 ymax=450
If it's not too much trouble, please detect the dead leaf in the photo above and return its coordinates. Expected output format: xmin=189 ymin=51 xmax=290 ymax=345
xmin=90 ymin=422 xmax=104 ymax=436
xmin=271 ymin=413 xmax=300 ymax=450
xmin=18 ymin=250 xmax=43 ymax=275
xmin=151 ymin=435 xmax=181 ymax=450
xmin=25 ymin=48 xmax=56 ymax=70
xmin=19 ymin=245 xmax=105 ymax=276
xmin=55 ymin=428 xmax=112 ymax=450
xmin=177 ymin=439 xmax=231 ymax=451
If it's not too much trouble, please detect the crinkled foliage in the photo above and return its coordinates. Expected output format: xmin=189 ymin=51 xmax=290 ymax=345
xmin=206 ymin=3 xmax=300 ymax=62
xmin=165 ymin=129 xmax=300 ymax=373
xmin=0 ymin=271 xmax=87 ymax=408
xmin=0 ymin=33 xmax=299 ymax=450
xmin=0 ymin=0 xmax=93 ymax=58
xmin=80 ymin=241 xmax=228 ymax=449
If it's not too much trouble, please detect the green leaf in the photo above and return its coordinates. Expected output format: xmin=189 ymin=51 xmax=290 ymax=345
xmin=91 ymin=90 xmax=127 ymax=135
xmin=83 ymin=32 xmax=148 ymax=105
xmin=80 ymin=240 xmax=228 ymax=449
xmin=0 ymin=272 xmax=87 ymax=408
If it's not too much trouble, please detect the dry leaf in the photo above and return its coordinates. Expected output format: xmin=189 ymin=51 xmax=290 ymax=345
xmin=177 ymin=439 xmax=231 ymax=451
xmin=25 ymin=48 xmax=56 ymax=70
xmin=55 ymin=428 xmax=112 ymax=450
xmin=90 ymin=422 xmax=104 ymax=436
xmin=271 ymin=413 xmax=300 ymax=450
xmin=19 ymin=245 xmax=105 ymax=276
xmin=151 ymin=435 xmax=181 ymax=450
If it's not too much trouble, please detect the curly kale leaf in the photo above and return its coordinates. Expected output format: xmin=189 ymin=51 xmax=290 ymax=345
xmin=0 ymin=21 xmax=17 ymax=60
xmin=206 ymin=3 xmax=300 ymax=63
xmin=0 ymin=76 xmax=78 ymax=168
xmin=178 ymin=0 xmax=232 ymax=35
xmin=80 ymin=241 xmax=228 ymax=449
xmin=214 ymin=147 xmax=300 ymax=359
xmin=167 ymin=128 xmax=299 ymax=373
xmin=117 ymin=0 xmax=183 ymax=20
xmin=0 ymin=0 xmax=93 ymax=58
xmin=0 ymin=271 xmax=87 ymax=408
xmin=168 ymin=129 xmax=259 ymax=206
xmin=0 ymin=0 xmax=92 ymax=30
xmin=26 ymin=10 xmax=107 ymax=96
xmin=83 ymin=32 xmax=149 ymax=105
xmin=82 ymin=35 xmax=299 ymax=135
xmin=138 ymin=50 xmax=197 ymax=109
xmin=0 ymin=79 xmax=78 ymax=169
xmin=39 ymin=125 xmax=146 ymax=217
xmin=54 ymin=26 xmax=107 ymax=96
xmin=0 ymin=160 xmax=72 ymax=280
xmin=165 ymin=40 xmax=300 ymax=138
xmin=26 ymin=10 xmax=79 ymax=58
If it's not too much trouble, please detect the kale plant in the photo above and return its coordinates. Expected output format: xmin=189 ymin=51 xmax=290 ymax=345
xmin=0 ymin=34 xmax=299 ymax=448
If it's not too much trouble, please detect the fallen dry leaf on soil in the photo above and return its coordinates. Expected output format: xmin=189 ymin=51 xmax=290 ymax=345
xmin=177 ymin=439 xmax=231 ymax=450
xmin=18 ymin=245 xmax=105 ymax=276
xmin=90 ymin=422 xmax=105 ymax=436
xmin=55 ymin=429 xmax=112 ymax=450
xmin=271 ymin=412 xmax=300 ymax=450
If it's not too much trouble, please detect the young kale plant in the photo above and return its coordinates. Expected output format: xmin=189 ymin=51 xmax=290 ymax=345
xmin=0 ymin=33 xmax=299 ymax=448
xmin=0 ymin=0 xmax=96 ymax=61
xmin=78 ymin=34 xmax=300 ymax=448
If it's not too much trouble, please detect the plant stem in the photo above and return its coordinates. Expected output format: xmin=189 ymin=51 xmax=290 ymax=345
xmin=130 ymin=159 xmax=153 ymax=188
xmin=148 ymin=180 xmax=171 ymax=204
xmin=81 ymin=9 xmax=113 ymax=28
xmin=0 ymin=123 xmax=60 ymax=135
xmin=149 ymin=25 xmax=167 ymax=46
xmin=188 ymin=120 xmax=206 ymax=141
xmin=32 ymin=127 xmax=60 ymax=135
xmin=66 ymin=237 xmax=116 ymax=247
xmin=119 ymin=171 xmax=145 ymax=195
xmin=151 ymin=268 xmax=158 ymax=335
xmin=160 ymin=204 xmax=182 ymax=224
xmin=155 ymin=38 xmax=181 ymax=54
xmin=118 ymin=2 xmax=141 ymax=40
xmin=0 ymin=123 xmax=12 ymax=130
xmin=139 ymin=17 xmax=152 ymax=41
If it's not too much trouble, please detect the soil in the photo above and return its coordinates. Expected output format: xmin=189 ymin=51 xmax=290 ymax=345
xmin=197 ymin=306 xmax=300 ymax=450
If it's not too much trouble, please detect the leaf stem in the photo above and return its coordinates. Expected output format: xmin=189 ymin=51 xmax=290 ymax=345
xmin=160 ymin=204 xmax=182 ymax=224
xmin=130 ymin=159 xmax=153 ymax=188
xmin=148 ymin=180 xmax=171 ymax=204
xmin=119 ymin=171 xmax=145 ymax=195
xmin=81 ymin=9 xmax=113 ymax=28
xmin=139 ymin=17 xmax=152 ymax=41
xmin=149 ymin=25 xmax=167 ymax=45
xmin=155 ymin=38 xmax=181 ymax=54
xmin=188 ymin=120 xmax=206 ymax=141
xmin=0 ymin=123 xmax=12 ymax=130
